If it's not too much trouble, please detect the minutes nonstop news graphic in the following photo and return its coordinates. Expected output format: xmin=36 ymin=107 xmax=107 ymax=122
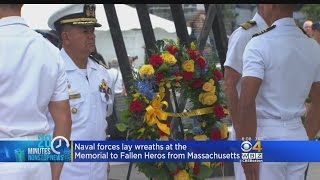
xmin=0 ymin=135 xmax=71 ymax=162
xmin=241 ymin=141 xmax=263 ymax=162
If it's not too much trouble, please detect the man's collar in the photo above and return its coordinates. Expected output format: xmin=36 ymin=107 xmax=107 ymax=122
xmin=272 ymin=17 xmax=296 ymax=27
xmin=0 ymin=16 xmax=28 ymax=27
xmin=61 ymin=48 xmax=97 ymax=71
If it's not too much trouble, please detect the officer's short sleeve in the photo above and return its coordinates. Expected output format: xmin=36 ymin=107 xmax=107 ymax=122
xmin=242 ymin=40 xmax=265 ymax=80
xmin=224 ymin=29 xmax=251 ymax=74
xmin=51 ymin=55 xmax=69 ymax=101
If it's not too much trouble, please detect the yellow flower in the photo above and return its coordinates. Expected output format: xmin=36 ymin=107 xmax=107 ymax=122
xmin=161 ymin=52 xmax=177 ymax=65
xmin=201 ymin=162 xmax=211 ymax=168
xmin=193 ymin=134 xmax=208 ymax=141
xmin=159 ymin=136 xmax=169 ymax=141
xmin=199 ymin=92 xmax=217 ymax=105
xmin=190 ymin=42 xmax=196 ymax=49
xmin=159 ymin=86 xmax=166 ymax=93
xmin=174 ymin=170 xmax=190 ymax=180
xmin=221 ymin=123 xmax=228 ymax=139
xmin=132 ymin=92 xmax=140 ymax=100
xmin=139 ymin=65 xmax=154 ymax=76
xmin=202 ymin=79 xmax=215 ymax=92
xmin=188 ymin=162 xmax=195 ymax=169
xmin=182 ymin=60 xmax=194 ymax=72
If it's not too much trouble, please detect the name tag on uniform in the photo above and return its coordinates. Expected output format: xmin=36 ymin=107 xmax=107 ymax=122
xmin=69 ymin=93 xmax=81 ymax=100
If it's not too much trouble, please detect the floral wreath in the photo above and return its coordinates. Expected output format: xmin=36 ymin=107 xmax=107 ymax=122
xmin=117 ymin=40 xmax=228 ymax=179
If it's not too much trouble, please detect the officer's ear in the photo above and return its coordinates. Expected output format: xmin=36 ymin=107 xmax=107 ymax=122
xmin=60 ymin=31 xmax=69 ymax=43
xmin=58 ymin=25 xmax=72 ymax=45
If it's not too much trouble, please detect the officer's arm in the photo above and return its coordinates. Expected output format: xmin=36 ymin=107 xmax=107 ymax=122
xmin=305 ymin=82 xmax=320 ymax=139
xmin=48 ymin=100 xmax=72 ymax=180
xmin=223 ymin=29 xmax=251 ymax=138
xmin=238 ymin=39 xmax=265 ymax=140
xmin=223 ymin=67 xmax=241 ymax=137
xmin=238 ymin=77 xmax=262 ymax=140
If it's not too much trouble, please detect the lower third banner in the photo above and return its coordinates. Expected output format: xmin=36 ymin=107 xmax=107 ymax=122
xmin=0 ymin=137 xmax=319 ymax=162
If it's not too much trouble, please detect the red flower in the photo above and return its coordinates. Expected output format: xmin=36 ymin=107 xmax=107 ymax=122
xmin=167 ymin=45 xmax=178 ymax=55
xmin=129 ymin=100 xmax=144 ymax=113
xmin=169 ymin=168 xmax=181 ymax=176
xmin=149 ymin=54 xmax=163 ymax=67
xmin=196 ymin=57 xmax=206 ymax=69
xmin=210 ymin=129 xmax=221 ymax=140
xmin=193 ymin=163 xmax=200 ymax=175
xmin=186 ymin=135 xmax=194 ymax=140
xmin=174 ymin=71 xmax=181 ymax=77
xmin=213 ymin=69 xmax=222 ymax=81
xmin=159 ymin=129 xmax=166 ymax=136
xmin=213 ymin=105 xmax=226 ymax=119
xmin=192 ymin=78 xmax=203 ymax=88
xmin=182 ymin=72 xmax=193 ymax=81
xmin=155 ymin=71 xmax=164 ymax=84
xmin=188 ymin=48 xmax=197 ymax=60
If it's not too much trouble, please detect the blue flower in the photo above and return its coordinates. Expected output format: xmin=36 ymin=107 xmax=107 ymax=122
xmin=192 ymin=118 xmax=203 ymax=135
xmin=134 ymin=79 xmax=155 ymax=101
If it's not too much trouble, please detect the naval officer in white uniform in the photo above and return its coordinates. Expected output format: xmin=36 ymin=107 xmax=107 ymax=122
xmin=223 ymin=4 xmax=272 ymax=180
xmin=47 ymin=4 xmax=115 ymax=180
xmin=0 ymin=4 xmax=71 ymax=180
xmin=239 ymin=4 xmax=320 ymax=180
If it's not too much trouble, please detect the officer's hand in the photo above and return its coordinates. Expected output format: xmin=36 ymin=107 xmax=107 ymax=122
xmin=241 ymin=162 xmax=259 ymax=180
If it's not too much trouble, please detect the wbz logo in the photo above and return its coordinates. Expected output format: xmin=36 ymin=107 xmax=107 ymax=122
xmin=241 ymin=141 xmax=263 ymax=162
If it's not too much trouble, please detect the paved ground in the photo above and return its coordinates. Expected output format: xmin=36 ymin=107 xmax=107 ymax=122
xmin=109 ymin=162 xmax=320 ymax=180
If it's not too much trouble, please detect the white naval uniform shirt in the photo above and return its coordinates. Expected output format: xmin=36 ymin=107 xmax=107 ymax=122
xmin=224 ymin=13 xmax=268 ymax=94
xmin=243 ymin=18 xmax=320 ymax=120
xmin=0 ymin=16 xmax=68 ymax=138
xmin=49 ymin=49 xmax=115 ymax=180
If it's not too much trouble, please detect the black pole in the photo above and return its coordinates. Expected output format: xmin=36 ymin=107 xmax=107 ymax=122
xmin=135 ymin=4 xmax=157 ymax=58
xmin=103 ymin=4 xmax=133 ymax=90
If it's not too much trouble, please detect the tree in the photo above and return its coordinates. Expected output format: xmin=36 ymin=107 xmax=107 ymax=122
xmin=301 ymin=4 xmax=320 ymax=22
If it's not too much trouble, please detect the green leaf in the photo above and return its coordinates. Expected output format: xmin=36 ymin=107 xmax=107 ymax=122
xmin=165 ymin=162 xmax=177 ymax=172
xmin=120 ymin=109 xmax=131 ymax=121
xmin=196 ymin=164 xmax=213 ymax=179
xmin=136 ymin=163 xmax=170 ymax=180
xmin=115 ymin=123 xmax=128 ymax=132
xmin=158 ymin=63 xmax=169 ymax=73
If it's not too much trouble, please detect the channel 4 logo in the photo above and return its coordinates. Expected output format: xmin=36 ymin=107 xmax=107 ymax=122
xmin=241 ymin=141 xmax=263 ymax=162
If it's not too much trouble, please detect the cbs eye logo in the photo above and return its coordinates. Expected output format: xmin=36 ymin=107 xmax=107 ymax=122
xmin=241 ymin=141 xmax=262 ymax=152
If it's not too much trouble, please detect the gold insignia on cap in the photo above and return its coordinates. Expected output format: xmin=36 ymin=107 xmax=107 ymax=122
xmin=60 ymin=18 xmax=97 ymax=25
xmin=71 ymin=107 xmax=78 ymax=114
xmin=84 ymin=4 xmax=96 ymax=18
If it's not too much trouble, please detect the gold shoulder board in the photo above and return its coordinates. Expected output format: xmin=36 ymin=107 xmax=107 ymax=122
xmin=240 ymin=20 xmax=257 ymax=30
